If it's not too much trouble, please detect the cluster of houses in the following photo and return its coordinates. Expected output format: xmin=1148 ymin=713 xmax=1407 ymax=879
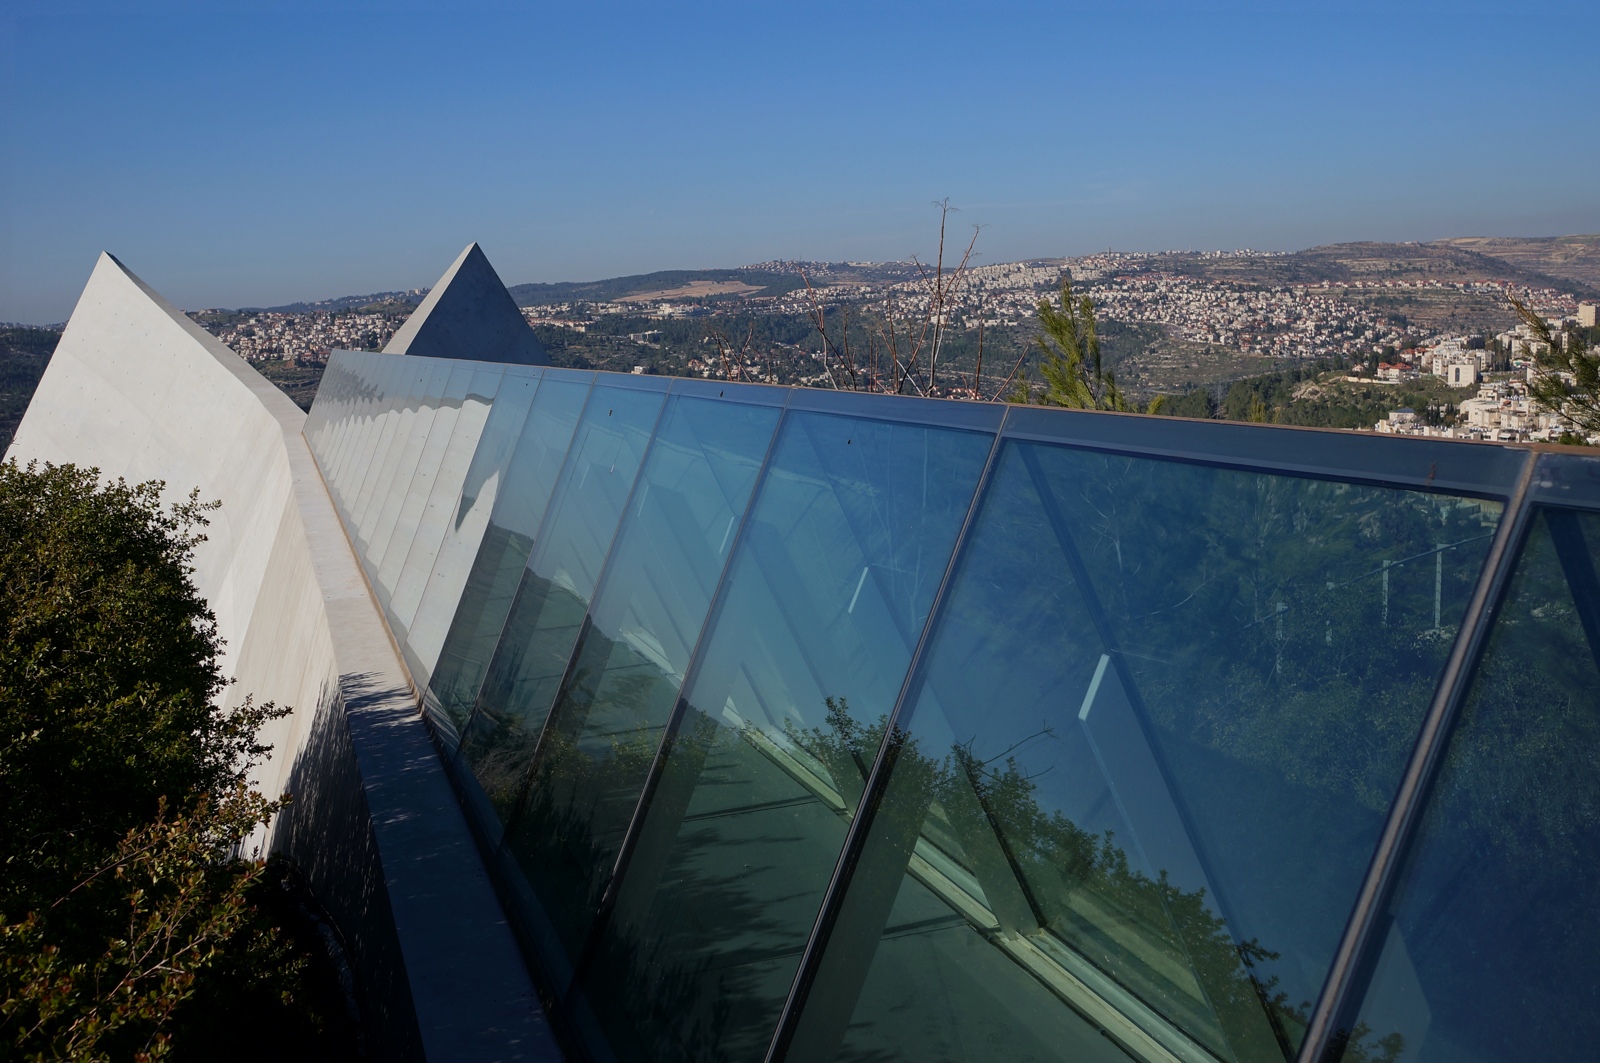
xmin=1375 ymin=381 xmax=1555 ymax=442
xmin=1372 ymin=302 xmax=1598 ymax=443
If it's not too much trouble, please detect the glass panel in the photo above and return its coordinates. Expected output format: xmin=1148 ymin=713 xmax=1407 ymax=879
xmin=337 ymin=355 xmax=397 ymax=519
xmin=424 ymin=374 xmax=593 ymax=751
xmin=348 ymin=357 xmax=416 ymax=527
xmin=342 ymin=352 xmax=393 ymax=488
xmin=391 ymin=368 xmax=521 ymax=653
xmin=308 ymin=353 xmax=349 ymax=464
xmin=785 ymin=440 xmax=1502 ymax=1063
xmin=502 ymin=390 xmax=783 ymax=979
xmin=351 ymin=358 xmax=431 ymax=533
xmin=302 ymin=356 xmax=335 ymax=450
xmin=401 ymin=368 xmax=540 ymax=689
xmin=358 ymin=360 xmax=452 ymax=557
xmin=320 ymin=354 xmax=365 ymax=503
xmin=310 ymin=348 xmax=362 ymax=456
xmin=457 ymin=380 xmax=669 ymax=833
xmin=576 ymin=409 xmax=995 ymax=1063
xmin=327 ymin=352 xmax=393 ymax=510
xmin=372 ymin=363 xmax=480 ymax=598
xmin=1337 ymin=506 xmax=1600 ymax=1063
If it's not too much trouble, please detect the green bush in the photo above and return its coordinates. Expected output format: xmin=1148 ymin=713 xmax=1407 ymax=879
xmin=0 ymin=461 xmax=353 ymax=1061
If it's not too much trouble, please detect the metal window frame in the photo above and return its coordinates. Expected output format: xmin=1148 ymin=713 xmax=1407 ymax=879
xmin=302 ymin=351 xmax=1600 ymax=1063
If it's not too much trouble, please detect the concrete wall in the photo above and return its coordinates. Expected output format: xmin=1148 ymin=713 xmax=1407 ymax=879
xmin=6 ymin=254 xmax=554 ymax=1063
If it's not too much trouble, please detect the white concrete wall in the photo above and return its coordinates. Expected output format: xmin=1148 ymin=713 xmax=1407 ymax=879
xmin=9 ymin=254 xmax=306 ymax=705
xmin=6 ymin=253 xmax=552 ymax=1063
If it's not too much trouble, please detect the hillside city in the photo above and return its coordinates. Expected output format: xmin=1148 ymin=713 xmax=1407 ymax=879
xmin=177 ymin=244 xmax=1598 ymax=444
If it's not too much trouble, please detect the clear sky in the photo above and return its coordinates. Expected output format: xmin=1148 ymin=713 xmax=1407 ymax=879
xmin=2 ymin=0 xmax=1596 ymax=324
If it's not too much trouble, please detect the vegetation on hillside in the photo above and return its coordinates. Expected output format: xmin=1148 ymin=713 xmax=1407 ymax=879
xmin=1511 ymin=293 xmax=1600 ymax=435
xmin=253 ymin=360 xmax=326 ymax=412
xmin=1008 ymin=279 xmax=1167 ymax=413
xmin=0 ymin=328 xmax=60 ymax=454
xmin=509 ymin=268 xmax=807 ymax=307
xmin=0 ymin=462 xmax=358 ymax=1060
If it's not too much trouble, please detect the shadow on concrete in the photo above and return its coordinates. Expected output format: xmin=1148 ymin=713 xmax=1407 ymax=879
xmin=275 ymin=673 xmax=425 ymax=1063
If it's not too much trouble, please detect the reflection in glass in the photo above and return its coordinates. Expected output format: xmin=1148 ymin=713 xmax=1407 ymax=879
xmin=327 ymin=354 xmax=398 ymax=515
xmin=425 ymin=374 xmax=591 ymax=751
xmin=359 ymin=360 xmax=453 ymax=556
xmin=370 ymin=363 xmax=478 ymax=602
xmin=310 ymin=351 xmax=359 ymax=486
xmin=351 ymin=360 xmax=435 ymax=535
xmin=1338 ymin=506 xmax=1600 ymax=1063
xmin=784 ymin=440 xmax=1501 ymax=1063
xmin=577 ymin=410 xmax=995 ymax=1063
xmin=399 ymin=368 xmax=538 ymax=687
xmin=458 ymin=381 xmax=667 ymax=828
xmin=502 ymin=392 xmax=782 ymax=978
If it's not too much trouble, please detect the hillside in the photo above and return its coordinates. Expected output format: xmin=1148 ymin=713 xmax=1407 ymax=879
xmin=263 ymin=290 xmax=426 ymax=314
xmin=1156 ymin=240 xmax=1596 ymax=295
xmin=1435 ymin=235 xmax=1600 ymax=292
xmin=507 ymin=268 xmax=807 ymax=307
xmin=0 ymin=327 xmax=61 ymax=453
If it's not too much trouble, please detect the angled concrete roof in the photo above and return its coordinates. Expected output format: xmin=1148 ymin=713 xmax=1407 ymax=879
xmin=384 ymin=243 xmax=549 ymax=366
xmin=9 ymin=253 xmax=554 ymax=1061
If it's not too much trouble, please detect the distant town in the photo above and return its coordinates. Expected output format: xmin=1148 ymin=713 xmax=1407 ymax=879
xmin=163 ymin=236 xmax=1600 ymax=445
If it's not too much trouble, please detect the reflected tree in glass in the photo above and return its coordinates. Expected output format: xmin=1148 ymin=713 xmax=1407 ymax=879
xmin=459 ymin=382 xmax=666 ymax=826
xmin=426 ymin=375 xmax=590 ymax=749
xmin=502 ymin=393 xmax=782 ymax=976
xmin=1338 ymin=506 xmax=1600 ymax=1063
xmin=575 ymin=410 xmax=996 ymax=1063
xmin=781 ymin=440 xmax=1501 ymax=1063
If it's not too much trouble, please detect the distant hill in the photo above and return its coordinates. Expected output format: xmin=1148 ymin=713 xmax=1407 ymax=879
xmin=506 ymin=268 xmax=808 ymax=307
xmin=1155 ymin=240 xmax=1598 ymax=296
xmin=261 ymin=290 xmax=427 ymax=314
xmin=193 ymin=238 xmax=1599 ymax=321
xmin=1 ymin=327 xmax=61 ymax=453
xmin=1435 ymin=235 xmax=1600 ymax=293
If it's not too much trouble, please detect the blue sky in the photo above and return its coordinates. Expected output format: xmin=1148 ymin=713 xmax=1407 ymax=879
xmin=3 ymin=0 xmax=1596 ymax=323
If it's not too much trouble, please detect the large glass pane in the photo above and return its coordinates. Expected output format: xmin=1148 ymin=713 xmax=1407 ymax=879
xmin=401 ymin=368 xmax=540 ymax=688
xmin=327 ymin=353 xmax=395 ymax=510
xmin=425 ymin=373 xmax=592 ymax=751
xmin=1337 ymin=506 xmax=1600 ymax=1063
xmin=502 ymin=389 xmax=783 ymax=980
xmin=576 ymin=409 xmax=996 ymax=1063
xmin=782 ymin=440 xmax=1502 ymax=1063
xmin=358 ymin=360 xmax=452 ymax=556
xmin=346 ymin=357 xmax=415 ymax=527
xmin=312 ymin=349 xmax=365 ymax=459
xmin=457 ymin=379 xmax=669 ymax=833
xmin=372 ymin=363 xmax=480 ymax=598
xmin=345 ymin=358 xmax=411 ymax=527
xmin=301 ymin=354 xmax=339 ymax=452
xmin=310 ymin=352 xmax=356 ymax=475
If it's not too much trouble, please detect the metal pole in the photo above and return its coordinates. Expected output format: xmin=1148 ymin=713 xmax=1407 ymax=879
xmin=1382 ymin=559 xmax=1391 ymax=626
xmin=1434 ymin=544 xmax=1443 ymax=630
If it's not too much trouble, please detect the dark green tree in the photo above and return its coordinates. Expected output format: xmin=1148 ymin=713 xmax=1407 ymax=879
xmin=0 ymin=461 xmax=349 ymax=1061
xmin=1015 ymin=279 xmax=1167 ymax=414
xmin=1511 ymin=293 xmax=1600 ymax=435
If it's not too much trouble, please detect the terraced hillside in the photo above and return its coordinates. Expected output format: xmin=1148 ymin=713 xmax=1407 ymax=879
xmin=1437 ymin=235 xmax=1600 ymax=293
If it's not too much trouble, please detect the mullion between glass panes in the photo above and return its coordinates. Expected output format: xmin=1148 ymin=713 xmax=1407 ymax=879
xmin=765 ymin=411 xmax=1010 ymax=1063
xmin=446 ymin=376 xmax=600 ymax=754
xmin=502 ymin=387 xmax=791 ymax=992
xmin=495 ymin=388 xmax=676 ymax=842
xmin=563 ymin=396 xmax=797 ymax=993
xmin=1292 ymin=452 xmax=1536 ymax=1063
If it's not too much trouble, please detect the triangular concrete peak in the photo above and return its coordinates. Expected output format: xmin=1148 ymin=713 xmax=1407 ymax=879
xmin=8 ymin=252 xmax=301 ymax=470
xmin=383 ymin=243 xmax=548 ymax=365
